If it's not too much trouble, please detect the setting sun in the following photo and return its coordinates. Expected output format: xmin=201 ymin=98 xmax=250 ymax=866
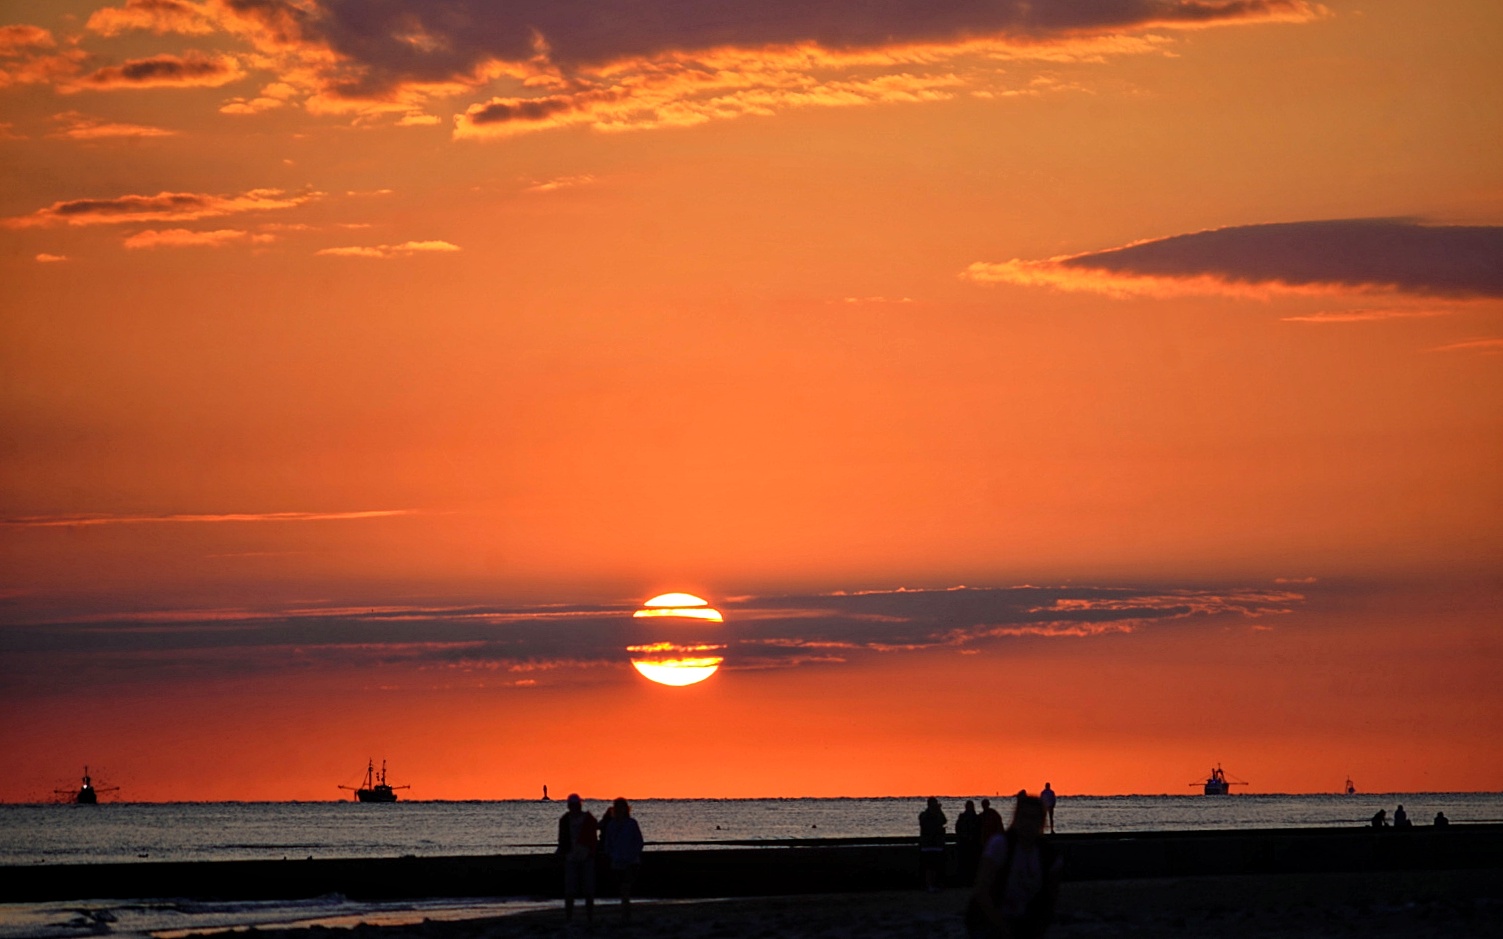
xmin=629 ymin=594 xmax=726 ymax=685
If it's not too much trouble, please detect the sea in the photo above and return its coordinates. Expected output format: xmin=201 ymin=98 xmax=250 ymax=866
xmin=2 ymin=793 xmax=1499 ymax=938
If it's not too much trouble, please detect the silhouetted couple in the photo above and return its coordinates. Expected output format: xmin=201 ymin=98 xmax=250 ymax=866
xmin=556 ymin=793 xmax=644 ymax=923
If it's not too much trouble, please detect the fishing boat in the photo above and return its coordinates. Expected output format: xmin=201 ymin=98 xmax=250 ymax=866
xmin=340 ymin=759 xmax=409 ymax=803
xmin=1193 ymin=764 xmax=1246 ymax=795
xmin=57 ymin=766 xmax=117 ymax=804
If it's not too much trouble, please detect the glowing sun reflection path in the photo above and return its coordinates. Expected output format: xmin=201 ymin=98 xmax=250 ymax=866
xmin=629 ymin=593 xmax=725 ymax=686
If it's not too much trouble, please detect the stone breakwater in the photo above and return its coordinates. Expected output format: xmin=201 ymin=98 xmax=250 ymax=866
xmin=4 ymin=825 xmax=1499 ymax=903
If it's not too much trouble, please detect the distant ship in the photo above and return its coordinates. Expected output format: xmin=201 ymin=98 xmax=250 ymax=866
xmin=58 ymin=766 xmax=118 ymax=804
xmin=340 ymin=759 xmax=409 ymax=803
xmin=1345 ymin=777 xmax=1356 ymax=795
xmin=1194 ymin=764 xmax=1247 ymax=795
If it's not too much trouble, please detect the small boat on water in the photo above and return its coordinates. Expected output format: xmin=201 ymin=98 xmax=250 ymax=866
xmin=1193 ymin=764 xmax=1247 ymax=795
xmin=340 ymin=759 xmax=409 ymax=803
xmin=58 ymin=766 xmax=117 ymax=804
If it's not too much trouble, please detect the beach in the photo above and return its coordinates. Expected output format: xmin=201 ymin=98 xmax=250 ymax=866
xmin=7 ymin=825 xmax=1500 ymax=937
xmin=184 ymin=869 xmax=1502 ymax=939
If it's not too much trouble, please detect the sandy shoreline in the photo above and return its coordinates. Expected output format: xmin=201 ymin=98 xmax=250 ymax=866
xmin=188 ymin=869 xmax=1501 ymax=939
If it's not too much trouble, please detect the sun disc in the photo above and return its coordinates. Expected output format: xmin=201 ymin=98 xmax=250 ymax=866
xmin=643 ymin=592 xmax=709 ymax=608
xmin=629 ymin=592 xmax=727 ymax=685
xmin=631 ymin=658 xmax=722 ymax=686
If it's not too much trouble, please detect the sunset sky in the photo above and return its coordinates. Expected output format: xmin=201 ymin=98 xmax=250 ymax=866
xmin=2 ymin=0 xmax=1500 ymax=803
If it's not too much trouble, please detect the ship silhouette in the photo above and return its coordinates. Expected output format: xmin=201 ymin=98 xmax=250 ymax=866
xmin=339 ymin=759 xmax=409 ymax=803
xmin=57 ymin=766 xmax=118 ymax=804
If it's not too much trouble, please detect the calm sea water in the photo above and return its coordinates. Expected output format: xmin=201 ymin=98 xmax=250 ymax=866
xmin=3 ymin=793 xmax=1500 ymax=866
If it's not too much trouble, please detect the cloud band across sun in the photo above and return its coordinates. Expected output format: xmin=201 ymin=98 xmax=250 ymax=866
xmin=2 ymin=584 xmax=1307 ymax=697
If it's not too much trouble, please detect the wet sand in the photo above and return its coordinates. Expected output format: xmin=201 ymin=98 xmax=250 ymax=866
xmin=196 ymin=868 xmax=1502 ymax=938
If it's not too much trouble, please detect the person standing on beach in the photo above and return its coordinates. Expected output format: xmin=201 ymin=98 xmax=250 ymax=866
xmin=600 ymin=797 xmax=645 ymax=922
xmin=955 ymin=800 xmax=982 ymax=885
xmin=918 ymin=797 xmax=948 ymax=892
xmin=979 ymin=798 xmax=1004 ymax=843
xmin=966 ymin=794 xmax=1062 ymax=939
xmin=1040 ymin=783 xmax=1056 ymax=834
xmin=556 ymin=793 xmax=599 ymax=923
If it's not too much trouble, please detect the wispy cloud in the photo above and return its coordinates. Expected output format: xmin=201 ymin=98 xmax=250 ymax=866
xmin=315 ymin=240 xmax=460 ymax=258
xmin=50 ymin=110 xmax=177 ymax=139
xmin=964 ymin=219 xmax=1503 ymax=300
xmin=122 ymin=228 xmax=270 ymax=249
xmin=1 ymin=509 xmax=420 ymax=528
xmin=34 ymin=253 xmax=68 ymax=263
xmin=1426 ymin=337 xmax=1503 ymax=355
xmin=523 ymin=174 xmax=597 ymax=194
xmin=5 ymin=188 xmax=321 ymax=228
xmin=1280 ymin=307 xmax=1456 ymax=324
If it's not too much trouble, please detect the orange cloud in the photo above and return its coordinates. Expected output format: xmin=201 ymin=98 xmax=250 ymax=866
xmin=73 ymin=51 xmax=243 ymax=90
xmin=0 ymin=26 xmax=86 ymax=88
xmin=86 ymin=0 xmax=219 ymax=37
xmin=5 ymin=188 xmax=320 ymax=227
xmin=315 ymin=240 xmax=461 ymax=258
xmin=44 ymin=0 xmax=1326 ymax=132
xmin=122 ymin=228 xmax=267 ymax=249
xmin=34 ymin=253 xmax=68 ymax=263
xmin=0 ymin=24 xmax=55 ymax=52
xmin=51 ymin=111 xmax=177 ymax=139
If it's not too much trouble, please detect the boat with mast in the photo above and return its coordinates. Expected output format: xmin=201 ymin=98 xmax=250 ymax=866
xmin=57 ymin=766 xmax=118 ymax=804
xmin=339 ymin=759 xmax=409 ymax=803
xmin=1193 ymin=764 xmax=1247 ymax=795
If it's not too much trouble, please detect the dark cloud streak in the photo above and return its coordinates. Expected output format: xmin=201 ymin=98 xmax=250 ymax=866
xmin=1061 ymin=219 xmax=1503 ymax=298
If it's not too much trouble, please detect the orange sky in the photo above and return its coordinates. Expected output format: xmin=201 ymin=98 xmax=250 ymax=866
xmin=2 ymin=0 xmax=1500 ymax=802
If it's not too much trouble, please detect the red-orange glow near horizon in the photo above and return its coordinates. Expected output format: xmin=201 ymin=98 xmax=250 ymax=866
xmin=629 ymin=593 xmax=725 ymax=685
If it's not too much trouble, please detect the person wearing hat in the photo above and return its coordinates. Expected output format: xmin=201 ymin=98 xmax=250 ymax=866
xmin=556 ymin=793 xmax=599 ymax=922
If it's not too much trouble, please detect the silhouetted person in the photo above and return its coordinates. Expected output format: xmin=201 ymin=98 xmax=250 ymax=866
xmin=556 ymin=793 xmax=598 ymax=923
xmin=1370 ymin=809 xmax=1388 ymax=828
xmin=956 ymin=800 xmax=983 ymax=885
xmin=1394 ymin=804 xmax=1412 ymax=829
xmin=966 ymin=794 xmax=1061 ymax=939
xmin=600 ymin=797 xmax=644 ymax=922
xmin=979 ymin=798 xmax=1004 ymax=843
xmin=1434 ymin=811 xmax=1449 ymax=827
xmin=918 ymin=797 xmax=948 ymax=892
xmin=1040 ymin=783 xmax=1056 ymax=834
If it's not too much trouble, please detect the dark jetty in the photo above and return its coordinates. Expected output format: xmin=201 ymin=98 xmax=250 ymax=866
xmin=4 ymin=825 xmax=1500 ymax=903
